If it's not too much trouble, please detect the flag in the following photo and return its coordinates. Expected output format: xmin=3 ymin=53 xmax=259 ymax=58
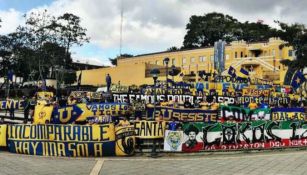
xmin=240 ymin=67 xmax=249 ymax=76
xmin=228 ymin=66 xmax=236 ymax=77
xmin=7 ymin=70 xmax=13 ymax=81
xmin=291 ymin=71 xmax=306 ymax=89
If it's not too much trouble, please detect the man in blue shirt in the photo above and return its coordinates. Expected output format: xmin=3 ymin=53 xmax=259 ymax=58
xmin=196 ymin=78 xmax=204 ymax=97
xmin=106 ymin=74 xmax=112 ymax=92
xmin=168 ymin=118 xmax=178 ymax=131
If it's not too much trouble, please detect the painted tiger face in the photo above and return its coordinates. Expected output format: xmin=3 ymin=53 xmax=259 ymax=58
xmin=166 ymin=131 xmax=182 ymax=151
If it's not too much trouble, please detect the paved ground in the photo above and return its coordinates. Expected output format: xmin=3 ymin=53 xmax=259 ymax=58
xmin=1 ymin=150 xmax=307 ymax=175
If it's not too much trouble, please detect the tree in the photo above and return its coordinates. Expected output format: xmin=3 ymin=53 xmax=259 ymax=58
xmin=16 ymin=10 xmax=89 ymax=82
xmin=183 ymin=12 xmax=240 ymax=48
xmin=52 ymin=13 xmax=89 ymax=68
xmin=167 ymin=46 xmax=179 ymax=51
xmin=63 ymin=72 xmax=76 ymax=85
xmin=0 ymin=35 xmax=14 ymax=77
xmin=276 ymin=22 xmax=307 ymax=70
xmin=109 ymin=54 xmax=133 ymax=66
xmin=182 ymin=12 xmax=276 ymax=48
xmin=239 ymin=22 xmax=277 ymax=42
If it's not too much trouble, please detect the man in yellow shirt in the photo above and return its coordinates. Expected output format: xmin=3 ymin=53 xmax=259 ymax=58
xmin=118 ymin=117 xmax=130 ymax=127
xmin=248 ymin=100 xmax=258 ymax=109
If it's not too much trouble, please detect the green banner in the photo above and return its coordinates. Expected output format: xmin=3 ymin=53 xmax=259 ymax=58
xmin=219 ymin=105 xmax=271 ymax=122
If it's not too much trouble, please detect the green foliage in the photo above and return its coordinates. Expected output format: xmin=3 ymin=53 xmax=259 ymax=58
xmin=182 ymin=12 xmax=307 ymax=71
xmin=0 ymin=10 xmax=89 ymax=84
xmin=183 ymin=12 xmax=240 ymax=48
xmin=167 ymin=46 xmax=179 ymax=51
xmin=109 ymin=54 xmax=134 ymax=66
xmin=276 ymin=21 xmax=307 ymax=70
xmin=183 ymin=12 xmax=276 ymax=48
xmin=63 ymin=72 xmax=77 ymax=85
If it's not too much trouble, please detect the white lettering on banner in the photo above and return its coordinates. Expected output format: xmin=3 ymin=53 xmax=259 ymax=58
xmin=113 ymin=94 xmax=195 ymax=104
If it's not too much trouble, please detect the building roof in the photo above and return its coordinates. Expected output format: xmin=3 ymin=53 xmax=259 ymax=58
xmin=121 ymin=38 xmax=285 ymax=60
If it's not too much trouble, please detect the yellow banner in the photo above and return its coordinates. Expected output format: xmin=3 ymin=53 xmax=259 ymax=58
xmin=134 ymin=121 xmax=166 ymax=139
xmin=7 ymin=124 xmax=116 ymax=157
xmin=272 ymin=112 xmax=306 ymax=121
xmin=0 ymin=125 xmax=7 ymax=146
xmin=37 ymin=92 xmax=54 ymax=99
xmin=115 ymin=126 xmax=135 ymax=156
xmin=242 ymin=88 xmax=270 ymax=97
xmin=33 ymin=105 xmax=54 ymax=124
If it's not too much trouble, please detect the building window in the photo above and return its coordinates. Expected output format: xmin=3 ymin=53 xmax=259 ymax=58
xmin=199 ymin=56 xmax=206 ymax=62
xmin=172 ymin=58 xmax=176 ymax=65
xmin=182 ymin=58 xmax=186 ymax=64
xmin=240 ymin=52 xmax=243 ymax=58
xmin=226 ymin=54 xmax=229 ymax=60
xmin=156 ymin=61 xmax=159 ymax=65
xmin=235 ymin=52 xmax=237 ymax=58
xmin=210 ymin=55 xmax=214 ymax=62
xmin=272 ymin=49 xmax=275 ymax=56
xmin=190 ymin=57 xmax=195 ymax=63
xmin=288 ymin=50 xmax=293 ymax=57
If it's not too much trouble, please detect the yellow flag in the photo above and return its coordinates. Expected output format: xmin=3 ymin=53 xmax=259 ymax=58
xmin=0 ymin=125 xmax=7 ymax=146
xmin=33 ymin=104 xmax=54 ymax=124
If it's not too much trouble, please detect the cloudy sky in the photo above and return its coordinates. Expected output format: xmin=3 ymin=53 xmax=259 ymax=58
xmin=0 ymin=0 xmax=306 ymax=66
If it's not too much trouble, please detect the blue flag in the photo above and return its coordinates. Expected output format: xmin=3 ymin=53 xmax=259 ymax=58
xmin=240 ymin=68 xmax=249 ymax=76
xmin=228 ymin=66 xmax=236 ymax=77
xmin=291 ymin=71 xmax=306 ymax=89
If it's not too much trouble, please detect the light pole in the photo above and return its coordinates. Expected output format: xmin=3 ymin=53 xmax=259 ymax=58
xmin=163 ymin=57 xmax=170 ymax=98
xmin=54 ymin=66 xmax=65 ymax=101
xmin=149 ymin=68 xmax=160 ymax=158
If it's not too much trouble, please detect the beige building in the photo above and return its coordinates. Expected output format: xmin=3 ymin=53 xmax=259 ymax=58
xmin=78 ymin=38 xmax=294 ymax=86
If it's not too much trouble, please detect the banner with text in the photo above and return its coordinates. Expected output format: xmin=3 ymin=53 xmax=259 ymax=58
xmin=115 ymin=126 xmax=135 ymax=156
xmin=219 ymin=105 xmax=271 ymax=122
xmin=182 ymin=121 xmax=307 ymax=152
xmin=271 ymin=108 xmax=306 ymax=121
xmin=242 ymin=88 xmax=270 ymax=97
xmin=147 ymin=106 xmax=218 ymax=122
xmin=7 ymin=124 xmax=117 ymax=156
xmin=134 ymin=121 xmax=166 ymax=139
xmin=0 ymin=100 xmax=24 ymax=110
xmin=49 ymin=103 xmax=130 ymax=124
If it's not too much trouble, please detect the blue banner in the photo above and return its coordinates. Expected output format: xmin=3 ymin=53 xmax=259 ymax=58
xmin=7 ymin=124 xmax=116 ymax=157
xmin=51 ymin=103 xmax=131 ymax=124
xmin=146 ymin=106 xmax=218 ymax=122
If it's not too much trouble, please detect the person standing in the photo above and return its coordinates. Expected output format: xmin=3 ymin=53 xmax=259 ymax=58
xmin=117 ymin=117 xmax=130 ymax=127
xmin=106 ymin=74 xmax=112 ymax=92
xmin=195 ymin=78 xmax=204 ymax=97
xmin=23 ymin=96 xmax=30 ymax=124
xmin=7 ymin=97 xmax=15 ymax=120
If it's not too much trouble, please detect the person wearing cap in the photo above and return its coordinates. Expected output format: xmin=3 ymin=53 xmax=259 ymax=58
xmin=182 ymin=124 xmax=203 ymax=152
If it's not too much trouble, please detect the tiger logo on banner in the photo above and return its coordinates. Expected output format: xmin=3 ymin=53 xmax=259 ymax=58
xmin=115 ymin=126 xmax=135 ymax=156
xmin=164 ymin=130 xmax=184 ymax=152
xmin=33 ymin=105 xmax=53 ymax=124
xmin=0 ymin=125 xmax=7 ymax=146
